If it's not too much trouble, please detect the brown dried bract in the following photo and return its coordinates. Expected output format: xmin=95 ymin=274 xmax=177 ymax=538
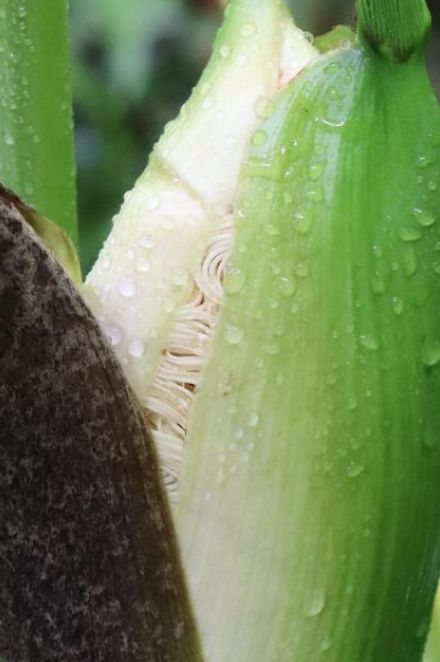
xmin=0 ymin=190 xmax=201 ymax=662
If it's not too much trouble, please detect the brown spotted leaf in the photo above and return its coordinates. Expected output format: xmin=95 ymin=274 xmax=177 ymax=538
xmin=0 ymin=190 xmax=202 ymax=662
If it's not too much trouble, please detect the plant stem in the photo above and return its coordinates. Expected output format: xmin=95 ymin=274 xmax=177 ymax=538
xmin=356 ymin=0 xmax=431 ymax=60
xmin=0 ymin=0 xmax=77 ymax=242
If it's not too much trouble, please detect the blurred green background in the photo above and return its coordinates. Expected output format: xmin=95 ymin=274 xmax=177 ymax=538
xmin=70 ymin=0 xmax=440 ymax=272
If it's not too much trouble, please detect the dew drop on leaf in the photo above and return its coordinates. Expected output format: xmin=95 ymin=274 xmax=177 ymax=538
xmin=128 ymin=338 xmax=145 ymax=359
xmin=422 ymin=341 xmax=440 ymax=367
xmin=118 ymin=275 xmax=136 ymax=297
xmin=304 ymin=590 xmax=326 ymax=618
xmin=224 ymin=324 xmax=245 ymax=345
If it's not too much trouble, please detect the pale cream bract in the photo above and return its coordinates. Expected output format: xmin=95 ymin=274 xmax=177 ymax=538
xmin=85 ymin=0 xmax=317 ymax=496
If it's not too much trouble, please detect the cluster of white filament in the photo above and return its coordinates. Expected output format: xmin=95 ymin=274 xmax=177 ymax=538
xmin=144 ymin=214 xmax=234 ymax=500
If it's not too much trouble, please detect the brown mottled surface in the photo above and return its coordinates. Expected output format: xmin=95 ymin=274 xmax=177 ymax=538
xmin=0 ymin=191 xmax=202 ymax=661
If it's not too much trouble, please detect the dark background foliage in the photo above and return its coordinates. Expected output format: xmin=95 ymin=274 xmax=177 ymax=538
xmin=70 ymin=0 xmax=440 ymax=271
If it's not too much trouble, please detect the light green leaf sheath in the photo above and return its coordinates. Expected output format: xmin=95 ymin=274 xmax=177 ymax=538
xmin=0 ymin=0 xmax=77 ymax=241
xmin=85 ymin=0 xmax=317 ymax=494
xmin=177 ymin=1 xmax=440 ymax=661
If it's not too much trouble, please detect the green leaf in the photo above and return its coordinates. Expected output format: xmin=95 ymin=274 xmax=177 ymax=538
xmin=314 ymin=25 xmax=356 ymax=53
xmin=177 ymin=4 xmax=440 ymax=661
xmin=0 ymin=0 xmax=77 ymax=242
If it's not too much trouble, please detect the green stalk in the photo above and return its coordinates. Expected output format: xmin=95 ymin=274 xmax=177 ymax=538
xmin=176 ymin=1 xmax=440 ymax=660
xmin=0 ymin=0 xmax=77 ymax=241
xmin=357 ymin=0 xmax=431 ymax=61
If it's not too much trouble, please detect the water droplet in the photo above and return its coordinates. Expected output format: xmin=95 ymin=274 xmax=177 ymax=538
xmin=161 ymin=216 xmax=175 ymax=230
xmin=392 ymin=296 xmax=405 ymax=316
xmin=402 ymin=246 xmax=417 ymax=277
xmin=236 ymin=53 xmax=248 ymax=67
xmin=422 ymin=341 xmax=440 ymax=367
xmin=266 ymin=342 xmax=280 ymax=356
xmin=309 ymin=163 xmax=324 ymax=181
xmin=128 ymin=338 xmax=145 ymax=358
xmin=371 ymin=276 xmax=386 ymax=295
xmin=416 ymin=618 xmax=430 ymax=639
xmin=234 ymin=427 xmax=244 ymax=440
xmin=348 ymin=396 xmax=358 ymax=410
xmin=295 ymin=263 xmax=309 ymax=278
xmin=428 ymin=180 xmax=438 ymax=192
xmin=224 ymin=324 xmax=245 ymax=345
xmin=224 ymin=268 xmax=246 ymax=294
xmin=306 ymin=184 xmax=324 ymax=203
xmin=293 ymin=211 xmax=313 ymax=235
xmin=140 ymin=235 xmax=154 ymax=249
xmin=202 ymin=95 xmax=214 ymax=110
xmin=346 ymin=461 xmax=365 ymax=478
xmin=360 ymin=334 xmax=379 ymax=351
xmin=105 ymin=324 xmax=124 ymax=347
xmin=319 ymin=637 xmax=333 ymax=652
xmin=304 ymin=590 xmax=326 ymax=618
xmin=413 ymin=207 xmax=436 ymax=227
xmin=423 ymin=433 xmax=436 ymax=451
xmin=163 ymin=297 xmax=176 ymax=314
xmin=217 ymin=466 xmax=225 ymax=486
xmin=325 ymin=62 xmax=340 ymax=74
xmin=265 ymin=223 xmax=280 ymax=236
xmin=118 ymin=275 xmax=136 ymax=297
xmin=171 ymin=269 xmax=188 ymax=287
xmin=433 ymin=262 xmax=440 ymax=275
xmin=136 ymin=257 xmax=151 ymax=273
xmin=247 ymin=412 xmax=259 ymax=428
xmin=326 ymin=373 xmax=337 ymax=386
xmin=279 ymin=275 xmax=296 ymax=297
xmin=240 ymin=21 xmax=257 ymax=38
xmin=373 ymin=244 xmax=384 ymax=258
xmin=398 ymin=227 xmax=422 ymax=242
xmin=252 ymin=129 xmax=268 ymax=146
xmin=416 ymin=156 xmax=430 ymax=169
xmin=147 ymin=196 xmax=160 ymax=211
xmin=219 ymin=43 xmax=231 ymax=58
xmin=255 ymin=97 xmax=275 ymax=119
